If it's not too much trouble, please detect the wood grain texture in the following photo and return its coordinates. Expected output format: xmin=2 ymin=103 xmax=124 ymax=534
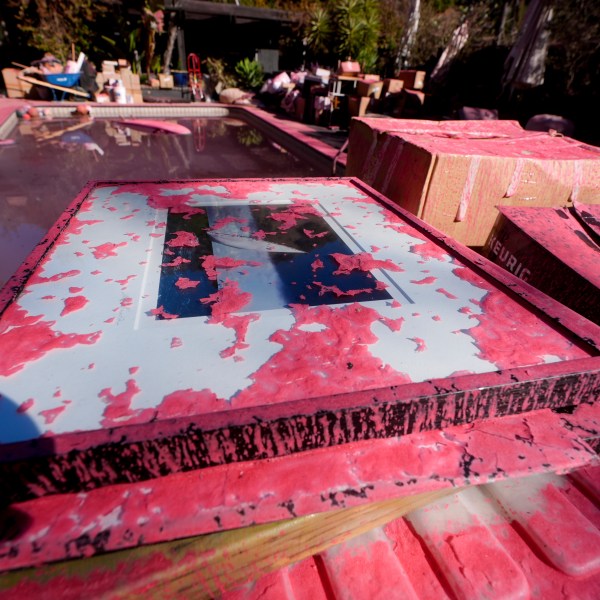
xmin=0 ymin=488 xmax=456 ymax=599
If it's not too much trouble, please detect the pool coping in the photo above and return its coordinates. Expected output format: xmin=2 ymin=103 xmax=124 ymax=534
xmin=0 ymin=99 xmax=347 ymax=175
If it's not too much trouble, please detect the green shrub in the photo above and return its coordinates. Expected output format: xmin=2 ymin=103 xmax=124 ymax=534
xmin=234 ymin=58 xmax=265 ymax=91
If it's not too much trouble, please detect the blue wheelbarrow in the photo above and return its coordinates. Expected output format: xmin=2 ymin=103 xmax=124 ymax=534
xmin=17 ymin=71 xmax=90 ymax=101
xmin=43 ymin=73 xmax=82 ymax=100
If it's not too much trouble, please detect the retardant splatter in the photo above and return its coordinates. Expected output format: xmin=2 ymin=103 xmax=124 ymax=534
xmin=0 ymin=306 xmax=101 ymax=377
xmin=331 ymin=252 xmax=403 ymax=275
xmin=166 ymin=231 xmax=199 ymax=248
xmin=201 ymin=256 xmax=261 ymax=281
xmin=175 ymin=277 xmax=200 ymax=290
xmin=453 ymin=266 xmax=590 ymax=367
xmin=200 ymin=280 xmax=252 ymax=319
xmin=92 ymin=242 xmax=128 ymax=260
xmin=60 ymin=296 xmax=88 ymax=317
xmin=234 ymin=302 xmax=411 ymax=407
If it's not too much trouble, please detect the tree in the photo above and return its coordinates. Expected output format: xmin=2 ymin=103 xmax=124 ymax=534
xmin=304 ymin=0 xmax=381 ymax=72
xmin=9 ymin=0 xmax=108 ymax=62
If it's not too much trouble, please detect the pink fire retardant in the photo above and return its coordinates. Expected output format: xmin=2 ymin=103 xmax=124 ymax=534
xmin=346 ymin=118 xmax=600 ymax=246
xmin=0 ymin=178 xmax=598 ymax=570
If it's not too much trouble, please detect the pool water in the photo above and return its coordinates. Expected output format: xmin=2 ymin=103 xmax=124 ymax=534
xmin=0 ymin=115 xmax=322 ymax=287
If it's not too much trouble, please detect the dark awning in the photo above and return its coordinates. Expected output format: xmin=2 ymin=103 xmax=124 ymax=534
xmin=165 ymin=0 xmax=302 ymax=23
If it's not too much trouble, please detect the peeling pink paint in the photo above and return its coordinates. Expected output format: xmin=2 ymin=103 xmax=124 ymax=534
xmin=100 ymin=379 xmax=150 ymax=427
xmin=150 ymin=306 xmax=179 ymax=319
xmin=16 ymin=398 xmax=34 ymax=413
xmin=167 ymin=231 xmax=199 ymax=248
xmin=379 ymin=316 xmax=405 ymax=332
xmin=66 ymin=218 xmax=103 ymax=236
xmin=39 ymin=405 xmax=66 ymax=425
xmin=270 ymin=205 xmax=322 ymax=231
xmin=0 ymin=306 xmax=101 ymax=377
xmin=201 ymin=256 xmax=261 ymax=281
xmin=175 ymin=277 xmax=200 ymax=290
xmin=209 ymin=216 xmax=247 ymax=231
xmin=331 ymin=252 xmax=402 ymax=275
xmin=234 ymin=303 xmax=411 ymax=407
xmin=410 ymin=337 xmax=427 ymax=352
xmin=158 ymin=389 xmax=220 ymax=418
xmin=29 ymin=269 xmax=81 ymax=286
xmin=201 ymin=279 xmax=252 ymax=319
xmin=1 ymin=176 xmax=598 ymax=544
xmin=436 ymin=288 xmax=459 ymax=300
xmin=311 ymin=258 xmax=324 ymax=273
xmin=219 ymin=313 xmax=260 ymax=359
xmin=411 ymin=276 xmax=437 ymax=285
xmin=115 ymin=275 xmax=136 ymax=288
xmin=303 ymin=229 xmax=328 ymax=239
xmin=162 ymin=256 xmax=190 ymax=267
xmin=61 ymin=296 xmax=88 ymax=317
xmin=92 ymin=242 xmax=127 ymax=260
xmin=454 ymin=266 xmax=590 ymax=367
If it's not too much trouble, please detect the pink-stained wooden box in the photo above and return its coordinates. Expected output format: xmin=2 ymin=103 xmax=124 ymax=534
xmin=483 ymin=202 xmax=600 ymax=325
xmin=0 ymin=177 xmax=599 ymax=509
xmin=346 ymin=118 xmax=600 ymax=247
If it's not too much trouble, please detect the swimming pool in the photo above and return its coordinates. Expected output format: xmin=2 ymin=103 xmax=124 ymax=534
xmin=0 ymin=103 xmax=341 ymax=288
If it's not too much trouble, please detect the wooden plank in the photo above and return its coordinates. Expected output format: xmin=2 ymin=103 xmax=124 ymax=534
xmin=16 ymin=74 xmax=89 ymax=98
xmin=0 ymin=487 xmax=456 ymax=599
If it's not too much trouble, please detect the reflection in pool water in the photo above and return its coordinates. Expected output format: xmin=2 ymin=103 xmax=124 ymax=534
xmin=0 ymin=116 xmax=321 ymax=287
